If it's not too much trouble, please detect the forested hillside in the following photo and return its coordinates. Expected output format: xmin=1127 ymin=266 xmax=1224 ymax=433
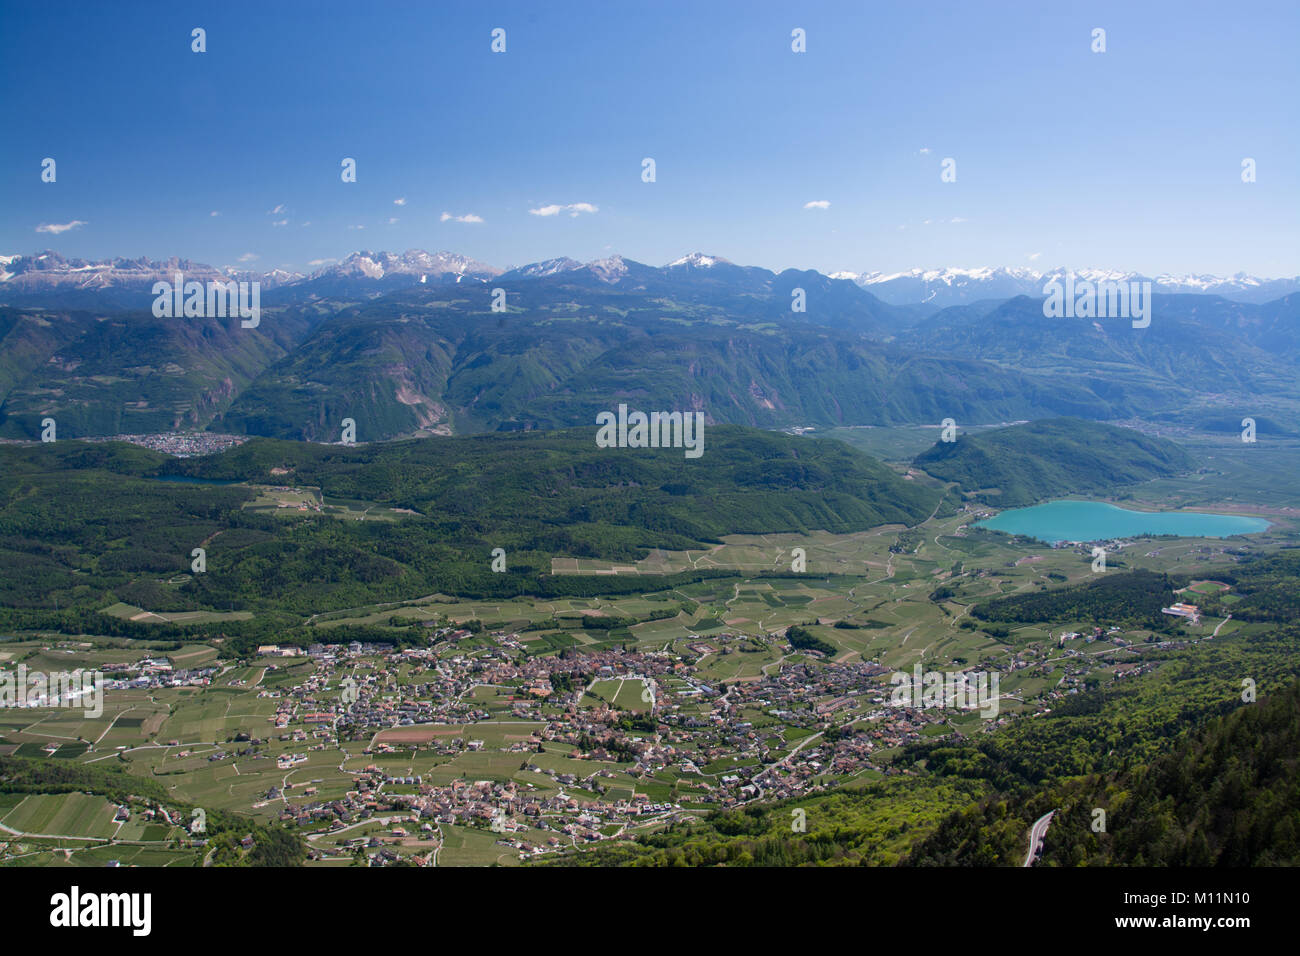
xmin=0 ymin=428 xmax=938 ymax=616
xmin=1037 ymin=679 xmax=1300 ymax=866
xmin=970 ymin=569 xmax=1180 ymax=630
xmin=914 ymin=418 xmax=1194 ymax=506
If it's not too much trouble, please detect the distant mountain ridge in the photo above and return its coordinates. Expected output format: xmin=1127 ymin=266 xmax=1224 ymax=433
xmin=0 ymin=250 xmax=299 ymax=292
xmin=0 ymin=248 xmax=1296 ymax=442
xmin=5 ymin=249 xmax=1295 ymax=307
xmin=308 ymin=249 xmax=500 ymax=284
xmin=830 ymin=266 xmax=1300 ymax=307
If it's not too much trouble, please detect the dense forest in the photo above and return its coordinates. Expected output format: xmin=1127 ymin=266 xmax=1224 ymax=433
xmin=0 ymin=429 xmax=938 ymax=617
xmin=971 ymin=568 xmax=1181 ymax=629
xmin=786 ymin=624 xmax=838 ymax=656
xmin=913 ymin=418 xmax=1194 ymax=506
xmin=1200 ymin=548 xmax=1300 ymax=623
xmin=1039 ymin=678 xmax=1300 ymax=865
xmin=903 ymin=666 xmax=1300 ymax=866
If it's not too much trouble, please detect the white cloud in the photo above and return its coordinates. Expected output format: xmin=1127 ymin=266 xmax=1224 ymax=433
xmin=803 ymin=200 xmax=831 ymax=210
xmin=271 ymin=219 xmax=288 ymax=227
xmin=918 ymin=147 xmax=931 ymax=155
xmin=308 ymin=258 xmax=337 ymax=267
xmin=35 ymin=220 xmax=86 ymax=234
xmin=210 ymin=211 xmax=220 ymax=217
xmin=1027 ymin=252 xmax=1041 ymax=261
xmin=441 ymin=212 xmax=484 ymax=223
xmin=529 ymin=202 xmax=598 ymax=218
xmin=348 ymin=224 xmax=365 ymax=230
xmin=393 ymin=197 xmax=407 ymax=206
xmin=268 ymin=203 xmax=286 ymax=215
xmin=387 ymin=217 xmax=400 ymax=225
xmin=949 ymin=216 xmax=968 ymax=224
xmin=237 ymin=252 xmax=259 ymax=263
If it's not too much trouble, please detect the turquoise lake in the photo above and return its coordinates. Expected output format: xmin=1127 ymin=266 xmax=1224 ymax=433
xmin=973 ymin=499 xmax=1270 ymax=544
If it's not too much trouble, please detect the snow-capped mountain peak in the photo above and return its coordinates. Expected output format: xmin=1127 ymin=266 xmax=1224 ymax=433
xmin=667 ymin=252 xmax=730 ymax=269
xmin=497 ymin=254 xmax=635 ymax=284
xmin=585 ymin=255 xmax=630 ymax=283
xmin=502 ymin=256 xmax=584 ymax=279
xmin=313 ymin=249 xmax=501 ymax=282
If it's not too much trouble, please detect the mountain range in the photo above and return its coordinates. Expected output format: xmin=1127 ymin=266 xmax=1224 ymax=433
xmin=829 ymin=266 xmax=1300 ymax=308
xmin=0 ymin=248 xmax=1296 ymax=442
xmin=6 ymin=250 xmax=1298 ymax=309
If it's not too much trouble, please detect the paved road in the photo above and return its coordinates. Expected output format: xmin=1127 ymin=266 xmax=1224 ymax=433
xmin=1023 ymin=810 xmax=1055 ymax=867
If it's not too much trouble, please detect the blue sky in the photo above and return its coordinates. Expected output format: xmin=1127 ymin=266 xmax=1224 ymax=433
xmin=2 ymin=0 xmax=1297 ymax=277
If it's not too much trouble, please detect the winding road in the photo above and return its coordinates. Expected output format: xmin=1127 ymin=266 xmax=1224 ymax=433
xmin=1023 ymin=810 xmax=1054 ymax=867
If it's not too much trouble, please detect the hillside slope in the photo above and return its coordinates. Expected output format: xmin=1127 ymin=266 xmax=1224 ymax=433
xmin=213 ymin=284 xmax=1115 ymax=440
xmin=913 ymin=418 xmax=1194 ymax=506
xmin=0 ymin=427 xmax=939 ymax=614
